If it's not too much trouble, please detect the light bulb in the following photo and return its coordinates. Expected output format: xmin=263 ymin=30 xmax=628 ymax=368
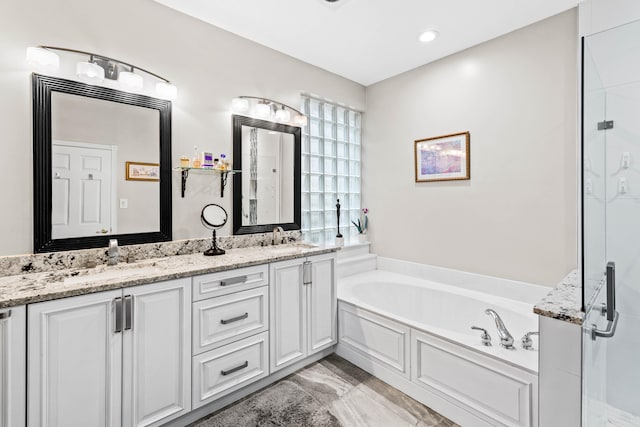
xmin=118 ymin=71 xmax=143 ymax=91
xmin=255 ymin=103 xmax=272 ymax=119
xmin=156 ymin=82 xmax=178 ymax=100
xmin=26 ymin=47 xmax=59 ymax=73
xmin=275 ymin=108 xmax=291 ymax=123
xmin=293 ymin=114 xmax=308 ymax=127
xmin=231 ymin=97 xmax=249 ymax=113
xmin=76 ymin=61 xmax=105 ymax=84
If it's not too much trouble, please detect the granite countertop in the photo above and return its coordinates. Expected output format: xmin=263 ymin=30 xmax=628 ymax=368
xmin=0 ymin=243 xmax=337 ymax=309
xmin=533 ymin=270 xmax=584 ymax=325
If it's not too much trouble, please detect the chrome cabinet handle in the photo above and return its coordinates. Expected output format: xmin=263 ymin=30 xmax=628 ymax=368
xmin=0 ymin=310 xmax=11 ymax=320
xmin=220 ymin=312 xmax=248 ymax=325
xmin=124 ymin=295 xmax=133 ymax=330
xmin=220 ymin=276 xmax=247 ymax=287
xmin=114 ymin=298 xmax=123 ymax=333
xmin=303 ymin=261 xmax=312 ymax=285
xmin=221 ymin=361 xmax=248 ymax=376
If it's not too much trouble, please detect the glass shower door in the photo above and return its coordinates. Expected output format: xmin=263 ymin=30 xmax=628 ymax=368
xmin=582 ymin=18 xmax=640 ymax=427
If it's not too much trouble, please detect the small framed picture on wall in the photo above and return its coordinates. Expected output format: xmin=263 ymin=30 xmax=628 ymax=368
xmin=414 ymin=131 xmax=470 ymax=182
xmin=125 ymin=162 xmax=160 ymax=181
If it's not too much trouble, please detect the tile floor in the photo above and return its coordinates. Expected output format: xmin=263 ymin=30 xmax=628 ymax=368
xmin=189 ymin=354 xmax=457 ymax=427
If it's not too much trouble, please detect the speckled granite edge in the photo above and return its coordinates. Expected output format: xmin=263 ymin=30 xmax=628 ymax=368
xmin=533 ymin=270 xmax=584 ymax=325
xmin=0 ymin=231 xmax=302 ymax=277
xmin=0 ymin=243 xmax=338 ymax=309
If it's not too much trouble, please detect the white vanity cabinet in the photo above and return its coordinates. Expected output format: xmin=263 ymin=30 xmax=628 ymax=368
xmin=27 ymin=278 xmax=191 ymax=427
xmin=270 ymin=252 xmax=336 ymax=373
xmin=0 ymin=306 xmax=26 ymax=427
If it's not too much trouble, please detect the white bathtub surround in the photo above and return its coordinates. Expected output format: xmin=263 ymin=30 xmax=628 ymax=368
xmin=533 ymin=270 xmax=583 ymax=324
xmin=336 ymin=242 xmax=376 ymax=279
xmin=336 ymin=266 xmax=544 ymax=426
xmin=377 ymin=257 xmax=550 ymax=305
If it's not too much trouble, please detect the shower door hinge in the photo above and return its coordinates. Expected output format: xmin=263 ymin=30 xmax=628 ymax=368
xmin=597 ymin=120 xmax=614 ymax=130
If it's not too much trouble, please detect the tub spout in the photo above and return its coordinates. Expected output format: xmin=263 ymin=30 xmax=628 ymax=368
xmin=484 ymin=309 xmax=515 ymax=349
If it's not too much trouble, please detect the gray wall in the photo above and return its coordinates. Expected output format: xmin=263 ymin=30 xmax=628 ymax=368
xmin=362 ymin=10 xmax=578 ymax=286
xmin=0 ymin=0 xmax=365 ymax=255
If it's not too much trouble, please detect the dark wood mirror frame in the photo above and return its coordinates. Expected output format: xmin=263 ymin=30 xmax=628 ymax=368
xmin=32 ymin=73 xmax=172 ymax=253
xmin=232 ymin=115 xmax=301 ymax=235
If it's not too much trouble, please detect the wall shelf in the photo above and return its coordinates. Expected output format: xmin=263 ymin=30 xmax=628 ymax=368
xmin=173 ymin=167 xmax=241 ymax=198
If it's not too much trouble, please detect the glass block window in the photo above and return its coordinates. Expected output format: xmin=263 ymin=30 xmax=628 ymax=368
xmin=301 ymin=95 xmax=362 ymax=245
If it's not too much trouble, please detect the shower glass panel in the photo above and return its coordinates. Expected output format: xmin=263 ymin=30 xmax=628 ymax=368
xmin=582 ymin=18 xmax=640 ymax=426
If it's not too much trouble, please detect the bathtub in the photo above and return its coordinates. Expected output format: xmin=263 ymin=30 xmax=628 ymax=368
xmin=336 ymin=268 xmax=546 ymax=427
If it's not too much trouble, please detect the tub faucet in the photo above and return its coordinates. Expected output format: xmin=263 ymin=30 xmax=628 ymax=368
xmin=484 ymin=309 xmax=515 ymax=349
xmin=107 ymin=239 xmax=119 ymax=266
xmin=272 ymin=226 xmax=284 ymax=245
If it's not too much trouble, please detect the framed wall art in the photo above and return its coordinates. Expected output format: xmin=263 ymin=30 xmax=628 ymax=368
xmin=414 ymin=132 xmax=470 ymax=182
xmin=125 ymin=161 xmax=160 ymax=181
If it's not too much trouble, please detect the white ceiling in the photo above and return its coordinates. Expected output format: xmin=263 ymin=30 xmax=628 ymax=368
xmin=152 ymin=0 xmax=578 ymax=86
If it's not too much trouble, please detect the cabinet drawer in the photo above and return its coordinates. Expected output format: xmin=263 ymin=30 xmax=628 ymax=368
xmin=193 ymin=264 xmax=269 ymax=301
xmin=192 ymin=332 xmax=269 ymax=409
xmin=193 ymin=286 xmax=269 ymax=354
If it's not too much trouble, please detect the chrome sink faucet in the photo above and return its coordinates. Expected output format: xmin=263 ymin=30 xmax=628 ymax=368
xmin=272 ymin=226 xmax=284 ymax=245
xmin=484 ymin=309 xmax=515 ymax=349
xmin=107 ymin=239 xmax=119 ymax=266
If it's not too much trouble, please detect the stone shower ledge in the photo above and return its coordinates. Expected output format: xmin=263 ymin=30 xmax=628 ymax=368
xmin=0 ymin=243 xmax=337 ymax=309
xmin=533 ymin=270 xmax=584 ymax=325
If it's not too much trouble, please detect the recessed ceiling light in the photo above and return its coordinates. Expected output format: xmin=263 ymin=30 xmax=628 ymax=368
xmin=418 ymin=30 xmax=439 ymax=43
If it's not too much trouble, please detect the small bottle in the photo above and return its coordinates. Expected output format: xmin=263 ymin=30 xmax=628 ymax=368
xmin=179 ymin=155 xmax=190 ymax=168
xmin=219 ymin=154 xmax=227 ymax=171
xmin=213 ymin=158 xmax=219 ymax=169
xmin=192 ymin=146 xmax=201 ymax=168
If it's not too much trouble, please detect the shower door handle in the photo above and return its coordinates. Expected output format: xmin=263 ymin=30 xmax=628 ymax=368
xmin=591 ymin=262 xmax=619 ymax=340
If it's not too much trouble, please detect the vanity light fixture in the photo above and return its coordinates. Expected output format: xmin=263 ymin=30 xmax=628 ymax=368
xmin=275 ymin=105 xmax=291 ymax=123
xmin=230 ymin=96 xmax=307 ymax=128
xmin=26 ymin=47 xmax=60 ymax=72
xmin=418 ymin=29 xmax=439 ymax=43
xmin=118 ymin=69 xmax=144 ymax=91
xmin=76 ymin=60 xmax=105 ymax=84
xmin=26 ymin=46 xmax=178 ymax=100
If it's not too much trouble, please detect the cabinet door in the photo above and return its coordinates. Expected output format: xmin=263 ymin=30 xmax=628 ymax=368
xmin=28 ymin=290 xmax=123 ymax=427
xmin=270 ymin=258 xmax=306 ymax=372
xmin=307 ymin=253 xmax=337 ymax=354
xmin=122 ymin=278 xmax=191 ymax=427
xmin=0 ymin=306 xmax=25 ymax=427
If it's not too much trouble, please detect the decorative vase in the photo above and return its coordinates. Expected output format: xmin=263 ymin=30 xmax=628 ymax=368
xmin=357 ymin=233 xmax=368 ymax=244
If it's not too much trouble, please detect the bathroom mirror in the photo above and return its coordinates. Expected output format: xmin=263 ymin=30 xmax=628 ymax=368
xmin=33 ymin=74 xmax=172 ymax=253
xmin=232 ymin=115 xmax=301 ymax=235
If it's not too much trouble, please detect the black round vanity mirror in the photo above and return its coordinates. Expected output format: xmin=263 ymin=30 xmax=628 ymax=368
xmin=201 ymin=204 xmax=228 ymax=256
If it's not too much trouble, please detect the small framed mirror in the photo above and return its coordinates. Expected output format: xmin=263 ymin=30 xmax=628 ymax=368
xmin=232 ymin=115 xmax=301 ymax=235
xmin=201 ymin=204 xmax=228 ymax=256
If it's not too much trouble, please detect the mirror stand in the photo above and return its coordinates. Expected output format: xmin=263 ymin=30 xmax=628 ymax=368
xmin=204 ymin=229 xmax=225 ymax=256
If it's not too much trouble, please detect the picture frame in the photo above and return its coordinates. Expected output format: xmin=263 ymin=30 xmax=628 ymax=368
xmin=125 ymin=161 xmax=160 ymax=181
xmin=414 ymin=131 xmax=470 ymax=182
